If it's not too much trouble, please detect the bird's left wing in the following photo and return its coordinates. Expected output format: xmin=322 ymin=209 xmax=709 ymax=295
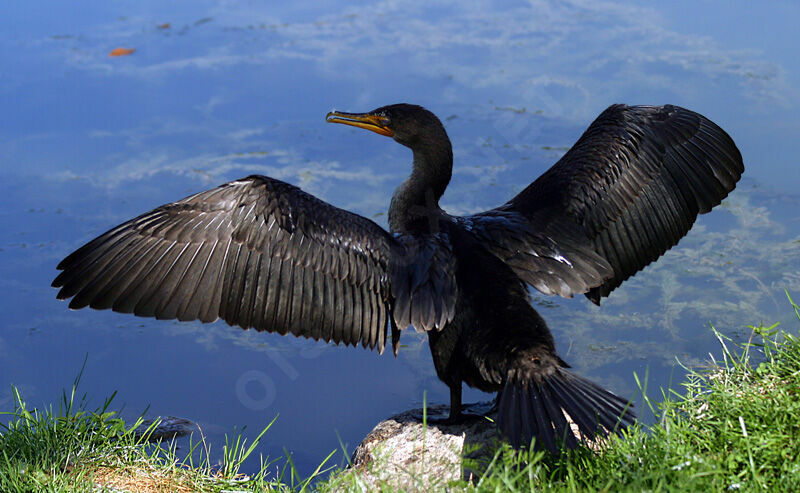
xmin=53 ymin=175 xmax=456 ymax=354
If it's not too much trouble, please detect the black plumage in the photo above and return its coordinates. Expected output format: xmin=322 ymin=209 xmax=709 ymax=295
xmin=53 ymin=103 xmax=743 ymax=451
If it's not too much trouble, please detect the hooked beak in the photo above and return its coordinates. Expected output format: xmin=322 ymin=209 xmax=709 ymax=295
xmin=326 ymin=110 xmax=394 ymax=137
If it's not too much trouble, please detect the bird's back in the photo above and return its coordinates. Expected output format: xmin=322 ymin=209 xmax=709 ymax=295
xmin=425 ymin=221 xmax=559 ymax=392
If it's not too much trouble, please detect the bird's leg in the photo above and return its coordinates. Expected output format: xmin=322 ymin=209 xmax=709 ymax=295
xmin=447 ymin=384 xmax=462 ymax=421
xmin=425 ymin=384 xmax=485 ymax=425
xmin=425 ymin=384 xmax=461 ymax=424
xmin=489 ymin=389 xmax=502 ymax=414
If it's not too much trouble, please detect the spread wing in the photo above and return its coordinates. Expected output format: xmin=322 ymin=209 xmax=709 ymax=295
xmin=53 ymin=175 xmax=457 ymax=354
xmin=467 ymin=104 xmax=743 ymax=302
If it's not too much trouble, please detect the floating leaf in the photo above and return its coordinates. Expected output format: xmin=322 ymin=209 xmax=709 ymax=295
xmin=157 ymin=23 xmax=170 ymax=29
xmin=109 ymin=48 xmax=135 ymax=57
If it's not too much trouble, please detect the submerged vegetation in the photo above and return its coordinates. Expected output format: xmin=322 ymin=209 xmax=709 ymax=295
xmin=3 ymin=295 xmax=800 ymax=491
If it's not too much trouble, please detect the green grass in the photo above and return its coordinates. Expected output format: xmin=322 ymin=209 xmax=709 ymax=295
xmin=322 ymin=294 xmax=800 ymax=492
xmin=456 ymin=326 xmax=800 ymax=492
xmin=483 ymin=295 xmax=800 ymax=491
xmin=0 ymin=361 xmax=334 ymax=492
xmin=4 ymin=295 xmax=800 ymax=491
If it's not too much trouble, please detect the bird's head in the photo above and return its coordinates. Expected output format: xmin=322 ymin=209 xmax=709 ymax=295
xmin=326 ymin=103 xmax=447 ymax=150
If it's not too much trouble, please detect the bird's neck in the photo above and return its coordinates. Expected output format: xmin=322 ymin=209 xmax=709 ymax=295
xmin=388 ymin=143 xmax=453 ymax=234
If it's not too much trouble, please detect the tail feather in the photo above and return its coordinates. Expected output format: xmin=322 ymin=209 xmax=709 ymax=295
xmin=497 ymin=382 xmax=518 ymax=438
xmin=499 ymin=368 xmax=635 ymax=451
xmin=547 ymin=377 xmax=602 ymax=440
xmin=566 ymin=371 xmax=630 ymax=408
xmin=519 ymin=385 xmax=540 ymax=448
xmin=563 ymin=372 xmax=631 ymax=432
xmin=527 ymin=384 xmax=555 ymax=451
xmin=539 ymin=384 xmax=579 ymax=449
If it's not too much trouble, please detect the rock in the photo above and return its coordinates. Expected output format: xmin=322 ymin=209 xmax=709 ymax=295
xmin=349 ymin=401 xmax=600 ymax=490
xmin=133 ymin=416 xmax=197 ymax=442
xmin=349 ymin=402 xmax=503 ymax=491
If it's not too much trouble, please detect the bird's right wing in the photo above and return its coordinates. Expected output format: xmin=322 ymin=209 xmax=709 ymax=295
xmin=53 ymin=175 xmax=457 ymax=354
xmin=467 ymin=104 xmax=743 ymax=302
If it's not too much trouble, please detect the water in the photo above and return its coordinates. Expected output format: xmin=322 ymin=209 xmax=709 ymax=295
xmin=2 ymin=0 xmax=799 ymax=476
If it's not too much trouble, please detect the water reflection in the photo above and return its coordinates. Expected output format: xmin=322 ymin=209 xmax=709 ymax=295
xmin=1 ymin=0 xmax=799 ymax=477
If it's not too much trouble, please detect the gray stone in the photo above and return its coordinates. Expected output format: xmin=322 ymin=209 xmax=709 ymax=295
xmin=349 ymin=403 xmax=502 ymax=491
xmin=133 ymin=416 xmax=197 ymax=442
xmin=349 ymin=401 xmax=598 ymax=490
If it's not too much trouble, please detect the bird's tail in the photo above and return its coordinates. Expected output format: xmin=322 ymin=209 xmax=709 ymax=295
xmin=497 ymin=368 xmax=635 ymax=452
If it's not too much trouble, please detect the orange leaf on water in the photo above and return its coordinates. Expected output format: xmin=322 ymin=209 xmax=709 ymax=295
xmin=109 ymin=48 xmax=135 ymax=57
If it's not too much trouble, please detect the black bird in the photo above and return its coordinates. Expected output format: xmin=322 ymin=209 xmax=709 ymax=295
xmin=52 ymin=103 xmax=743 ymax=451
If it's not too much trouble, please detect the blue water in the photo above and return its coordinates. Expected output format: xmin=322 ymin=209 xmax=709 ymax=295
xmin=2 ymin=0 xmax=799 ymax=477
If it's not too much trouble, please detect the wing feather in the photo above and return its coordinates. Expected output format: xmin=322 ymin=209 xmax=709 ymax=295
xmin=467 ymin=104 xmax=743 ymax=302
xmin=55 ymin=175 xmax=458 ymax=353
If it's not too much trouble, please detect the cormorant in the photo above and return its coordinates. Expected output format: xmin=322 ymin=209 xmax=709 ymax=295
xmin=52 ymin=103 xmax=743 ymax=451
